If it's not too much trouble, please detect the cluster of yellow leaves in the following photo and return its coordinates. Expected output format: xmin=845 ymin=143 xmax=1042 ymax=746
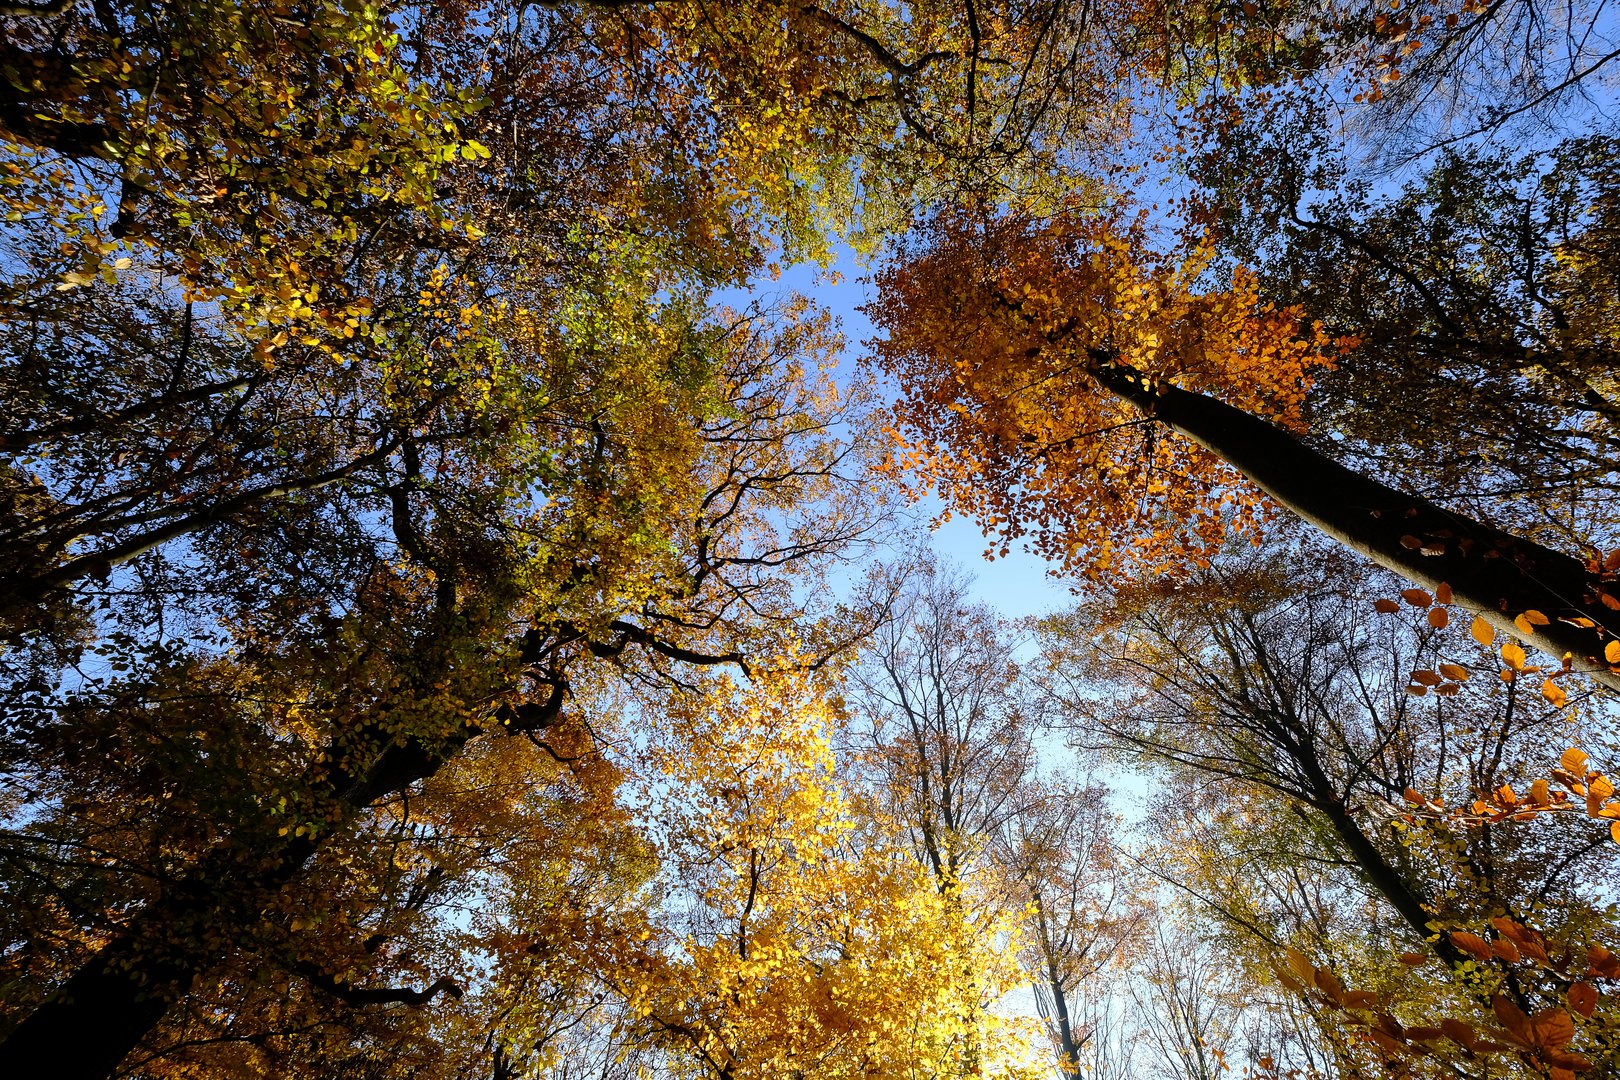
xmin=873 ymin=210 xmax=1342 ymax=579
xmin=601 ymin=664 xmax=1043 ymax=1080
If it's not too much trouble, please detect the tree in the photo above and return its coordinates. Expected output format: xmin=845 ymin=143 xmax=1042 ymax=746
xmin=1002 ymin=770 xmax=1139 ymax=1080
xmin=1035 ymin=543 xmax=1620 ymax=1076
xmin=869 ymin=207 xmax=1620 ymax=687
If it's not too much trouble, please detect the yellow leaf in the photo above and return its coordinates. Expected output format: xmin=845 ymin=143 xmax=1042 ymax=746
xmin=1542 ymin=679 xmax=1568 ymax=708
xmin=1612 ymin=820 xmax=1620 ymax=847
xmin=1471 ymin=616 xmax=1495 ymax=647
xmin=1522 ymin=609 xmax=1550 ymax=625
xmin=1562 ymin=747 xmax=1589 ymax=775
xmin=1605 ymin=640 xmax=1620 ymax=665
xmin=1502 ymin=642 xmax=1527 ymax=670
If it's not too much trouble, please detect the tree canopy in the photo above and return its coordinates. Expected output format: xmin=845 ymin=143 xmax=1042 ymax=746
xmin=4 ymin=1 xmax=1620 ymax=1079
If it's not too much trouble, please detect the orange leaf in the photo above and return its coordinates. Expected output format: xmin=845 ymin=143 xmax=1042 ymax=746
xmin=1435 ymin=582 xmax=1453 ymax=604
xmin=1435 ymin=682 xmax=1460 ymax=696
xmin=1401 ymin=588 xmax=1433 ymax=607
xmin=1439 ymin=662 xmax=1470 ymax=681
xmin=1428 ymin=607 xmax=1449 ymax=628
xmin=1399 ymin=951 xmax=1428 ymax=965
xmin=1606 ymin=640 xmax=1620 ymax=665
xmin=1562 ymin=747 xmax=1589 ymax=775
xmin=1530 ymin=779 xmax=1550 ymax=805
xmin=1411 ymin=669 xmax=1442 ymax=686
xmin=1543 ymin=679 xmax=1569 ymax=708
xmin=1611 ymin=820 xmax=1620 ymax=847
xmin=1471 ymin=616 xmax=1495 ymax=646
xmin=1522 ymin=609 xmax=1550 ymax=626
xmin=1374 ymin=598 xmax=1399 ymax=613
xmin=1451 ymin=931 xmax=1492 ymax=960
xmin=1569 ymin=982 xmax=1598 ymax=1017
xmin=1501 ymin=642 xmax=1527 ymax=670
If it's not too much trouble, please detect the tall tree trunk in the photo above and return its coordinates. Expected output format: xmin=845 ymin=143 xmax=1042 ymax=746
xmin=1087 ymin=356 xmax=1620 ymax=691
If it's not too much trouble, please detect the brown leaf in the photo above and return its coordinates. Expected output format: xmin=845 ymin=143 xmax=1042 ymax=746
xmin=1411 ymin=669 xmax=1442 ymax=686
xmin=1428 ymin=607 xmax=1449 ymax=628
xmin=1398 ymin=950 xmax=1429 ymax=965
xmin=1401 ymin=588 xmax=1433 ymax=607
xmin=1439 ymin=1018 xmax=1475 ymax=1048
xmin=1528 ymin=1007 xmax=1574 ymax=1049
xmin=1439 ymin=663 xmax=1470 ymax=681
xmin=1374 ymin=598 xmax=1400 ymax=613
xmin=1314 ymin=966 xmax=1343 ymax=1002
xmin=1435 ymin=582 xmax=1454 ymax=604
xmin=1451 ymin=931 xmax=1492 ymax=960
xmin=1492 ymin=995 xmax=1530 ymax=1041
xmin=1568 ymin=982 xmax=1598 ymax=1018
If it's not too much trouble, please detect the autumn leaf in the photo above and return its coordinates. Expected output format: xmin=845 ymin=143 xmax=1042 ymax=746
xmin=1472 ymin=616 xmax=1495 ymax=646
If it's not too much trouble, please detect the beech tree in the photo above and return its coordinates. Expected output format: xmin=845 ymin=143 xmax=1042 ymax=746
xmin=870 ymin=208 xmax=1620 ymax=689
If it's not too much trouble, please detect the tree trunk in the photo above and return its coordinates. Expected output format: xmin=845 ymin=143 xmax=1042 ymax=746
xmin=1088 ymin=357 xmax=1620 ymax=691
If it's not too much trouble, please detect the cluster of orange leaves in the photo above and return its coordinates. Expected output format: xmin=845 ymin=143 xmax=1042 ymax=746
xmin=1373 ymin=572 xmax=1620 ymax=709
xmin=1280 ymin=918 xmax=1611 ymax=1079
xmin=874 ymin=210 xmax=1342 ymax=579
xmin=1399 ymin=747 xmax=1620 ymax=849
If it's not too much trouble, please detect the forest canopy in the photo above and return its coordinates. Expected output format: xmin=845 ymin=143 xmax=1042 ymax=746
xmin=2 ymin=1 xmax=1619 ymax=1078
